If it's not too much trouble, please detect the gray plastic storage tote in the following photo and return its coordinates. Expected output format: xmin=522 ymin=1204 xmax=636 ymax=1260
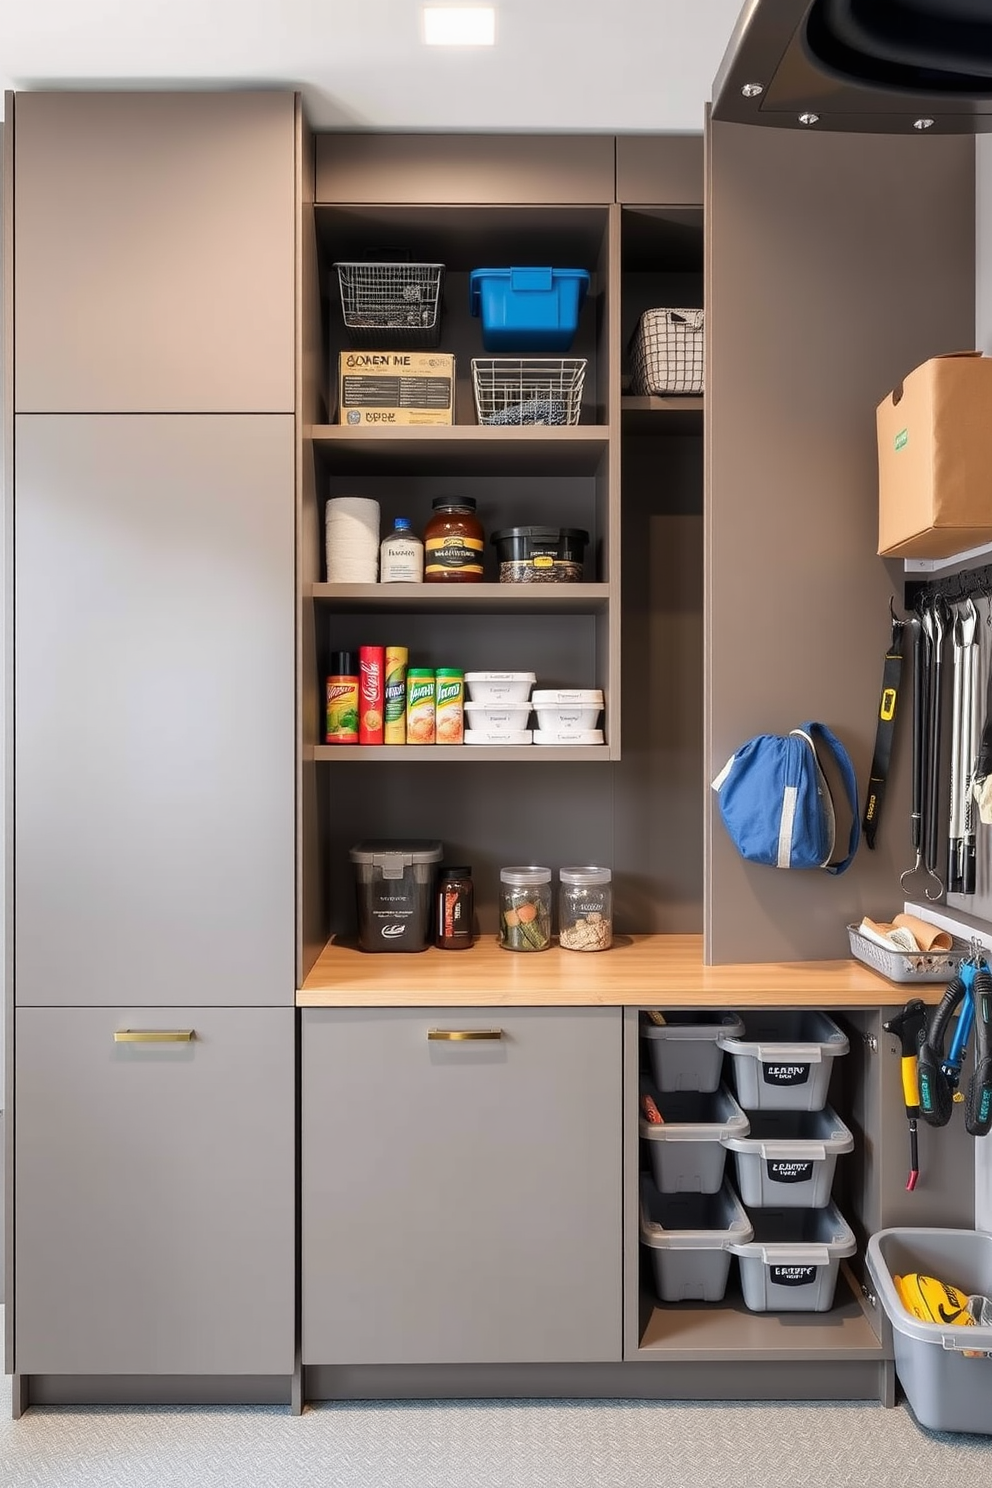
xmin=729 ymin=1202 xmax=856 ymax=1312
xmin=642 ymin=1011 xmax=744 ymax=1092
xmin=640 ymin=1082 xmax=748 ymax=1193
xmin=723 ymin=1106 xmax=854 ymax=1208
xmin=718 ymin=1011 xmax=849 ymax=1111
xmin=640 ymin=1174 xmax=752 ymax=1303
xmin=866 ymin=1227 xmax=992 ymax=1435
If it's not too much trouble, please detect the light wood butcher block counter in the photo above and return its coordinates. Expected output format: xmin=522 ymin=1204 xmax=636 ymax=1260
xmin=298 ymin=932 xmax=928 ymax=1007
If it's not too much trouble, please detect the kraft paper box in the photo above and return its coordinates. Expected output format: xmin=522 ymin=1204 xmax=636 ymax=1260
xmin=337 ymin=351 xmax=455 ymax=427
xmin=877 ymin=351 xmax=992 ymax=559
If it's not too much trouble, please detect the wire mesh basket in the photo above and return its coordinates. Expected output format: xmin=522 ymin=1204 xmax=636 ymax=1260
xmin=629 ymin=307 xmax=704 ymax=396
xmin=847 ymin=924 xmax=970 ymax=984
xmin=471 ymin=358 xmax=587 ymax=426
xmin=333 ymin=262 xmax=445 ymax=348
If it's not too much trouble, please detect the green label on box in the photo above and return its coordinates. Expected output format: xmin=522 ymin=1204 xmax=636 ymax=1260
xmin=894 ymin=428 xmax=908 ymax=451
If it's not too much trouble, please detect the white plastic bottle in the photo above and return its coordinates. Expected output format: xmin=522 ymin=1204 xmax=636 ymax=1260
xmin=379 ymin=517 xmax=424 ymax=583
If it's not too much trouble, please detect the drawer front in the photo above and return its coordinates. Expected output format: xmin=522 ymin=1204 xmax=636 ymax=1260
xmin=15 ymin=1007 xmax=295 ymax=1376
xmin=302 ymin=1007 xmax=622 ymax=1365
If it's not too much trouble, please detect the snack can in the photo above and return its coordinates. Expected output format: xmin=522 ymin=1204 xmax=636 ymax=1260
xmin=359 ymin=645 xmax=384 ymax=745
xmin=434 ymin=668 xmax=464 ymax=745
xmin=383 ymin=646 xmax=408 ymax=745
xmin=406 ymin=669 xmax=436 ymax=745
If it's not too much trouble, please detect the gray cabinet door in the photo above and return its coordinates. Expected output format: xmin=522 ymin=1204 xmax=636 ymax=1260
xmin=14 ymin=1007 xmax=295 ymax=1376
xmin=14 ymin=415 xmax=295 ymax=1006
xmin=302 ymin=1007 xmax=622 ymax=1365
xmin=14 ymin=91 xmax=295 ymax=413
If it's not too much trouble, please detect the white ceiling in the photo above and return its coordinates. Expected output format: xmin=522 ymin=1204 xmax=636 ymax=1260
xmin=0 ymin=0 xmax=745 ymax=132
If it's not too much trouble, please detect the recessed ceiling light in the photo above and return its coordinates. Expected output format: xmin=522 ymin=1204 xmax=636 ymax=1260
xmin=914 ymin=117 xmax=935 ymax=130
xmin=423 ymin=6 xmax=496 ymax=46
xmin=741 ymin=83 xmax=763 ymax=98
xmin=798 ymin=112 xmax=820 ymax=126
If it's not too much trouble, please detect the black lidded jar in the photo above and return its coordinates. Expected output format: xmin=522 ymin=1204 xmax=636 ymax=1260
xmin=423 ymin=497 xmax=485 ymax=583
xmin=435 ymin=866 xmax=475 ymax=950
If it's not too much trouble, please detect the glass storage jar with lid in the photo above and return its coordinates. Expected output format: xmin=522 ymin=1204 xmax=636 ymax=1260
xmin=558 ymin=865 xmax=612 ymax=951
xmin=499 ymin=866 xmax=552 ymax=951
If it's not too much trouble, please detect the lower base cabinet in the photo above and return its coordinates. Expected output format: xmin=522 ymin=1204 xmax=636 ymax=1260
xmin=302 ymin=1006 xmax=623 ymax=1365
xmin=14 ymin=1007 xmax=295 ymax=1377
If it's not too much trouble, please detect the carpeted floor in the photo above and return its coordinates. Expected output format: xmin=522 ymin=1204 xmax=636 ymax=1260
xmin=2 ymin=1373 xmax=992 ymax=1487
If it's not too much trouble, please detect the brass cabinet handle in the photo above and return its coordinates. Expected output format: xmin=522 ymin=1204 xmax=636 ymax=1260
xmin=427 ymin=1028 xmax=503 ymax=1041
xmin=113 ymin=1029 xmax=195 ymax=1043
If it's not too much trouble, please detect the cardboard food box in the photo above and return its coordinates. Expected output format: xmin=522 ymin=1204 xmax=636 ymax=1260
xmin=876 ymin=351 xmax=992 ymax=559
xmin=337 ymin=351 xmax=454 ymax=427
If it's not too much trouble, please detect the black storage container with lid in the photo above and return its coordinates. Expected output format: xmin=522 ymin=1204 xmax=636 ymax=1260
xmin=491 ymin=526 xmax=588 ymax=583
xmin=350 ymin=839 xmax=443 ymax=952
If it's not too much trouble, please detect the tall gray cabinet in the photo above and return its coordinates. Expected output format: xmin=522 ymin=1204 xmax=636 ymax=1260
xmin=5 ymin=91 xmax=299 ymax=1409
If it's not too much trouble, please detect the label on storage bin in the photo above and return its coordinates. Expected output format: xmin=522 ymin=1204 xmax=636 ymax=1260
xmin=767 ymin=1160 xmax=815 ymax=1184
xmin=761 ymin=1062 xmax=811 ymax=1086
xmin=770 ymin=1265 xmax=818 ymax=1286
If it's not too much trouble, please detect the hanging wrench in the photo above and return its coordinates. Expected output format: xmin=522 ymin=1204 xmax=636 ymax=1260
xmin=924 ymin=596 xmax=948 ymax=901
xmin=961 ymin=599 xmax=980 ymax=894
xmin=901 ymin=610 xmax=930 ymax=893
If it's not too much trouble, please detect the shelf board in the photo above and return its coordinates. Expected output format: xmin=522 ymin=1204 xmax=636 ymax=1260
xmin=310 ymin=743 xmax=612 ymax=764
xmin=635 ymin=1268 xmax=883 ymax=1362
xmin=621 ymin=396 xmax=703 ymax=436
xmin=309 ymin=581 xmax=610 ymax=614
xmin=298 ymin=932 xmax=911 ymax=1006
xmin=307 ymin=424 xmax=610 ymax=475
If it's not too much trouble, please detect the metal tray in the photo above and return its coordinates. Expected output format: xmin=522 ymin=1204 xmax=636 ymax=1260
xmin=846 ymin=924 xmax=968 ymax=984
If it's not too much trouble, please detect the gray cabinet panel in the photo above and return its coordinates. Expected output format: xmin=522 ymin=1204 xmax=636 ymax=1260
xmin=14 ymin=1007 xmax=295 ymax=1376
xmin=15 ymin=415 xmax=294 ymax=1006
xmin=616 ymin=134 xmax=703 ymax=204
xmin=705 ymin=122 xmax=975 ymax=962
xmin=14 ymin=91 xmax=295 ymax=413
xmin=315 ymin=132 xmax=615 ymax=204
xmin=302 ymin=1007 xmax=622 ymax=1365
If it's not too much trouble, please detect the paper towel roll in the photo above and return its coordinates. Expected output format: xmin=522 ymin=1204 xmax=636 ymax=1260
xmin=326 ymin=497 xmax=380 ymax=583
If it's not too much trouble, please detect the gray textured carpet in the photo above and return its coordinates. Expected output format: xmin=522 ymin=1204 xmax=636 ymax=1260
xmin=2 ymin=1385 xmax=992 ymax=1487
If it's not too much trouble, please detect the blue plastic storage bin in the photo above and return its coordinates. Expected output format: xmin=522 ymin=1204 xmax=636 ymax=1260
xmin=470 ymin=267 xmax=590 ymax=352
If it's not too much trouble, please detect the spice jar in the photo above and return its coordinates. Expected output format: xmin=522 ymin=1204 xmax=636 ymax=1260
xmin=435 ymin=866 xmax=474 ymax=950
xmin=499 ymin=866 xmax=552 ymax=951
xmin=424 ymin=496 xmax=485 ymax=583
xmin=558 ymin=866 xmax=613 ymax=951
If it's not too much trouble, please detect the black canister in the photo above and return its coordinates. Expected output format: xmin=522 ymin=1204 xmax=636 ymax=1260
xmin=350 ymin=839 xmax=443 ymax=952
xmin=435 ymin=866 xmax=475 ymax=950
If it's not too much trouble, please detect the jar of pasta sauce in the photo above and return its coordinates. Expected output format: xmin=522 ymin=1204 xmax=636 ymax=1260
xmin=424 ymin=497 xmax=485 ymax=583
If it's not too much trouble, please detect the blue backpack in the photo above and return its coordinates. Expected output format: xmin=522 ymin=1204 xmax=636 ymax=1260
xmin=712 ymin=722 xmax=861 ymax=875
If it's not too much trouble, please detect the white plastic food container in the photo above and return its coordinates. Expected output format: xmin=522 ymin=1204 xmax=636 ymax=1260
xmin=463 ymin=702 xmax=532 ymax=735
xmin=464 ymin=671 xmax=535 ymax=704
xmin=464 ymin=728 xmax=533 ymax=746
xmin=532 ymin=727 xmax=604 ymax=745
xmin=531 ymin=688 xmax=603 ymax=730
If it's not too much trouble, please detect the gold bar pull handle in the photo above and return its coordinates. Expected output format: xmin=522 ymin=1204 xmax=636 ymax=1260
xmin=114 ymin=1029 xmax=195 ymax=1043
xmin=428 ymin=1028 xmax=503 ymax=1042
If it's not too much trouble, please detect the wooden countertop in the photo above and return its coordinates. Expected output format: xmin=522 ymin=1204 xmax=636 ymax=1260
xmin=297 ymin=932 xmax=928 ymax=1008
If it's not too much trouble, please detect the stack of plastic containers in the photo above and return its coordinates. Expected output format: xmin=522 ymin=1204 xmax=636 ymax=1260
xmin=638 ymin=1012 xmax=752 ymax=1303
xmin=717 ymin=1011 xmax=857 ymax=1312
